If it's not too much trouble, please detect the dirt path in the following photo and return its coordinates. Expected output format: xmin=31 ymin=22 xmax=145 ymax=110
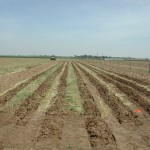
xmin=60 ymin=116 xmax=91 ymax=150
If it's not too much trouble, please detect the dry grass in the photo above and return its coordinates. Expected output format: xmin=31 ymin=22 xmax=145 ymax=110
xmin=0 ymin=58 xmax=50 ymax=75
xmin=65 ymin=62 xmax=83 ymax=114
xmin=3 ymin=63 xmax=61 ymax=111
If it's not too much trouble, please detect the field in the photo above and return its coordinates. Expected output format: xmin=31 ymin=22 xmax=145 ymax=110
xmin=0 ymin=58 xmax=51 ymax=76
xmin=0 ymin=58 xmax=150 ymax=150
xmin=84 ymin=59 xmax=150 ymax=75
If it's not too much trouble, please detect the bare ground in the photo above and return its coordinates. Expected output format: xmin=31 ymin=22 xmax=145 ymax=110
xmin=0 ymin=60 xmax=150 ymax=150
xmin=0 ymin=61 xmax=61 ymax=93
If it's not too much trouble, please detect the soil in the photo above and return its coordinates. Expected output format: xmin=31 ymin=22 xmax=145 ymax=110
xmin=85 ymin=60 xmax=150 ymax=85
xmin=0 ymin=61 xmax=60 ymax=93
xmin=0 ymin=60 xmax=150 ymax=150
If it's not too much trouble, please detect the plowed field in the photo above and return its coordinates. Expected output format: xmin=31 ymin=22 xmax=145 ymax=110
xmin=0 ymin=60 xmax=150 ymax=150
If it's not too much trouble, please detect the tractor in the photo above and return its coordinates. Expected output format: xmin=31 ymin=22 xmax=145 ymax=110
xmin=50 ymin=55 xmax=56 ymax=60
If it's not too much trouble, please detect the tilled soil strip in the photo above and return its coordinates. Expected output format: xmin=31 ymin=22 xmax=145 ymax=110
xmin=84 ymin=62 xmax=150 ymax=98
xmin=59 ymin=62 xmax=91 ymax=150
xmin=74 ymin=62 xmax=150 ymax=150
xmin=79 ymin=61 xmax=150 ymax=94
xmin=1 ymin=63 xmax=64 ymax=112
xmin=0 ymin=68 xmax=26 ymax=77
xmin=73 ymin=63 xmax=119 ymax=150
xmin=35 ymin=62 xmax=92 ymax=150
xmin=80 ymin=62 xmax=150 ymax=116
xmin=87 ymin=61 xmax=150 ymax=86
xmin=92 ymin=67 xmax=150 ymax=116
xmin=0 ymin=61 xmax=49 ymax=77
xmin=117 ymin=72 xmax=150 ymax=86
xmin=15 ymin=62 xmax=65 ymax=125
xmin=0 ymin=62 xmax=62 ymax=107
xmin=34 ymin=62 xmax=69 ymax=150
xmin=0 ymin=63 xmax=66 ymax=150
xmin=76 ymin=62 xmax=140 ymax=124
xmin=0 ymin=61 xmax=60 ymax=93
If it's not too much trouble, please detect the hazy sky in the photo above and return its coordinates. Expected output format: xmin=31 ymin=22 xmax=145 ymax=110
xmin=0 ymin=0 xmax=150 ymax=58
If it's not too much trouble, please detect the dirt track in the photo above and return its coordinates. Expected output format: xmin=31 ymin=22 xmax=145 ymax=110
xmin=0 ymin=60 xmax=150 ymax=150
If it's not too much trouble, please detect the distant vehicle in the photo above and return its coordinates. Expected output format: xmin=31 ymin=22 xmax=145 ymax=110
xmin=50 ymin=55 xmax=56 ymax=60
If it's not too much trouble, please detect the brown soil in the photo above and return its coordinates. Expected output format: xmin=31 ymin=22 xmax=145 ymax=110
xmin=35 ymin=63 xmax=92 ymax=150
xmin=85 ymin=61 xmax=150 ymax=86
xmin=0 ymin=61 xmax=60 ymax=93
xmin=15 ymin=63 xmax=65 ymax=126
xmin=73 ymin=63 xmax=119 ymax=150
xmin=0 ymin=60 xmax=150 ymax=150
xmin=80 ymin=62 xmax=150 ymax=115
xmin=85 ymin=63 xmax=150 ymax=97
xmin=0 ymin=62 xmax=66 ymax=149
xmin=76 ymin=63 xmax=139 ymax=124
xmin=35 ymin=64 xmax=68 ymax=142
xmin=74 ymin=62 xmax=150 ymax=150
xmin=0 ymin=62 xmax=62 ymax=107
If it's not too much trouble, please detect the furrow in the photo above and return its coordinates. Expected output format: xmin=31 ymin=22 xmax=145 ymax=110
xmin=0 ymin=62 xmax=62 ymax=107
xmin=79 ymin=61 xmax=150 ymax=95
xmin=58 ymin=62 xmax=91 ymax=150
xmin=14 ymin=62 xmax=65 ymax=125
xmin=0 ymin=62 xmax=67 ymax=150
xmin=88 ymin=62 xmax=150 ymax=86
xmin=34 ymin=62 xmax=69 ymax=150
xmin=72 ymin=62 xmax=119 ymax=150
xmin=79 ymin=62 xmax=150 ymax=115
xmin=0 ymin=61 xmax=60 ymax=93
xmin=75 ymin=62 xmax=141 ymax=124
xmin=74 ymin=62 xmax=150 ymax=150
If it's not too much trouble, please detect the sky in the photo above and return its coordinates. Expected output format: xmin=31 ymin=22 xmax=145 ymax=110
xmin=0 ymin=0 xmax=150 ymax=58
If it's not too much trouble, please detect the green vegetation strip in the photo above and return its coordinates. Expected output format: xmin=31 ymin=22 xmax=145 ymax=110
xmin=3 ymin=63 xmax=63 ymax=111
xmin=65 ymin=62 xmax=83 ymax=114
xmin=37 ymin=64 xmax=66 ymax=113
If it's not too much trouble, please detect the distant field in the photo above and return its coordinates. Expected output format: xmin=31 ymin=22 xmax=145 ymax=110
xmin=84 ymin=59 xmax=150 ymax=74
xmin=0 ymin=58 xmax=50 ymax=75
